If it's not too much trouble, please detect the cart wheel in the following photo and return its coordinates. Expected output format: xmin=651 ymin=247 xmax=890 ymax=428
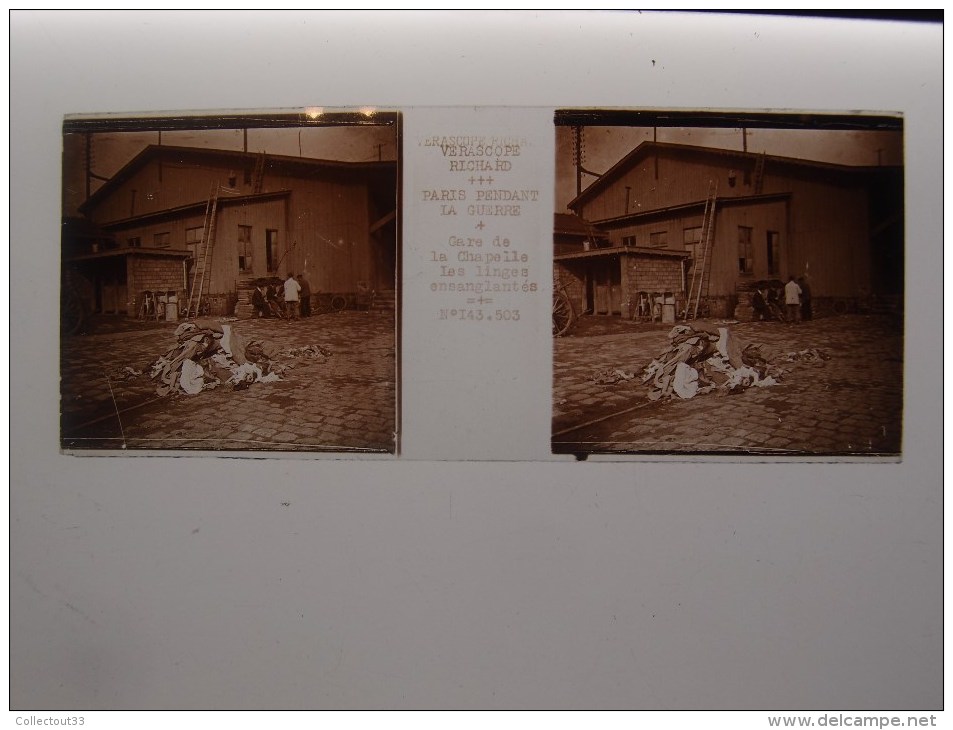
xmin=61 ymin=290 xmax=84 ymax=335
xmin=330 ymin=295 xmax=347 ymax=312
xmin=553 ymin=292 xmax=574 ymax=337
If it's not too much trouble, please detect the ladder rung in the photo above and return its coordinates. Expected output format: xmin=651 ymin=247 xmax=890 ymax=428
xmin=687 ymin=180 xmax=718 ymax=319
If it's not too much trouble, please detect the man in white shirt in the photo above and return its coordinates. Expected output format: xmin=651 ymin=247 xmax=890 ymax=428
xmin=283 ymin=272 xmax=302 ymax=320
xmin=784 ymin=275 xmax=802 ymax=324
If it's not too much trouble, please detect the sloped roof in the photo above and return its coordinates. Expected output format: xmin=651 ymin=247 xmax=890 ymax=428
xmin=80 ymin=144 xmax=396 ymax=213
xmin=554 ymin=212 xmax=607 ymax=238
xmin=554 ymin=212 xmax=587 ymax=234
xmin=555 ymin=245 xmax=687 ymax=262
xmin=62 ymin=215 xmax=109 ymax=240
xmin=98 ymin=190 xmax=291 ymax=230
xmin=593 ymin=192 xmax=791 ymax=228
xmin=568 ymin=141 xmax=894 ymax=210
xmin=64 ymin=247 xmax=191 ymax=263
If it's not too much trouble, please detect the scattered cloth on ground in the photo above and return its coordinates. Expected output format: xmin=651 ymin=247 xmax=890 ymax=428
xmin=219 ymin=324 xmax=247 ymax=365
xmin=785 ymin=348 xmax=831 ymax=365
xmin=104 ymin=366 xmax=142 ymax=382
xmin=281 ymin=344 xmax=332 ymax=359
xmin=672 ymin=361 xmax=699 ymax=399
xmin=591 ymin=368 xmax=635 ymax=385
xmin=227 ymin=361 xmax=281 ymax=390
xmin=179 ymin=359 xmax=206 ymax=395
xmin=642 ymin=324 xmax=783 ymax=400
xmin=149 ymin=321 xmax=305 ymax=396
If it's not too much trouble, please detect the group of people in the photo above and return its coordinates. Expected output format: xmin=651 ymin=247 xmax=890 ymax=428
xmin=251 ymin=273 xmax=312 ymax=320
xmin=751 ymin=275 xmax=812 ymax=324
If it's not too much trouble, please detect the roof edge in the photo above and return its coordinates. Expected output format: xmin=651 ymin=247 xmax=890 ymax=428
xmin=98 ymin=190 xmax=291 ymax=229
xmin=567 ymin=140 xmax=896 ymax=210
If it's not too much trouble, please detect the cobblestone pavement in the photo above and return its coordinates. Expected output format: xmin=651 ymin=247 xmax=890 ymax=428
xmin=61 ymin=311 xmax=397 ymax=453
xmin=553 ymin=314 xmax=903 ymax=457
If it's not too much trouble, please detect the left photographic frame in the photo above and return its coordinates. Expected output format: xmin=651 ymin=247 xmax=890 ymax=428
xmin=60 ymin=110 xmax=401 ymax=455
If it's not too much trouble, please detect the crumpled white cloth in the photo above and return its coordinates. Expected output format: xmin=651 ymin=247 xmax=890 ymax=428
xmin=179 ymin=359 xmax=205 ymax=395
xmin=227 ymin=361 xmax=282 ymax=385
xmin=672 ymin=362 xmax=699 ymax=399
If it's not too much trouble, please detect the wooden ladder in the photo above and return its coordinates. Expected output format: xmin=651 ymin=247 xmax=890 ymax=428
xmin=686 ymin=180 xmax=718 ymax=320
xmin=253 ymin=152 xmax=266 ymax=193
xmin=753 ymin=151 xmax=766 ymax=194
xmin=186 ymin=184 xmax=220 ymax=318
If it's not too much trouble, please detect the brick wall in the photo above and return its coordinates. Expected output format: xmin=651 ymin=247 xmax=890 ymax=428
xmin=128 ymin=257 xmax=186 ymax=317
xmin=555 ymin=261 xmax=586 ymax=313
xmin=617 ymin=254 xmax=688 ymax=320
xmin=621 ymin=254 xmax=684 ymax=299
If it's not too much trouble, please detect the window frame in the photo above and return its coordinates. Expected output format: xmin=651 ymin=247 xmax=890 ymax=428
xmin=238 ymin=224 xmax=253 ymax=273
xmin=266 ymin=229 xmax=279 ymax=273
xmin=766 ymin=230 xmax=781 ymax=276
xmin=738 ymin=225 xmax=754 ymax=274
xmin=683 ymin=226 xmax=702 ymax=260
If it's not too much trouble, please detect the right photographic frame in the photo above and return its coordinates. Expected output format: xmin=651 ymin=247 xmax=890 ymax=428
xmin=552 ymin=110 xmax=904 ymax=458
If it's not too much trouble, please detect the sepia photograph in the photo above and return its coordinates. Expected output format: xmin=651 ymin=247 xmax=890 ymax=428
xmin=60 ymin=111 xmax=400 ymax=453
xmin=552 ymin=111 xmax=904 ymax=457
xmin=13 ymin=9 xmax=941 ymax=717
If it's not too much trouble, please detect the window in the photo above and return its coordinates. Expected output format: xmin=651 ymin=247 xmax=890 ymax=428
xmin=238 ymin=225 xmax=253 ymax=272
xmin=185 ymin=227 xmax=203 ymax=258
xmin=767 ymin=231 xmax=781 ymax=276
xmin=649 ymin=231 xmax=668 ymax=248
xmin=153 ymin=231 xmax=171 ymax=248
xmin=127 ymin=236 xmax=141 ymax=248
xmin=738 ymin=226 xmax=754 ymax=274
xmin=266 ymin=229 xmax=279 ymax=272
xmin=683 ymin=226 xmax=702 ymax=259
xmin=622 ymin=235 xmax=636 ymax=248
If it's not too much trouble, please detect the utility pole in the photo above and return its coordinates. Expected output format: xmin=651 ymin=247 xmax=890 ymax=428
xmin=653 ymin=126 xmax=658 ymax=179
xmin=85 ymin=132 xmax=91 ymax=200
xmin=83 ymin=132 xmax=110 ymax=200
xmin=574 ymin=126 xmax=582 ymax=197
xmin=572 ymin=126 xmax=604 ymax=196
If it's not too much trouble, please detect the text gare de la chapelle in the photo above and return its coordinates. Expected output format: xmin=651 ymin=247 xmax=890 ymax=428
xmin=420 ymin=135 xmax=539 ymax=322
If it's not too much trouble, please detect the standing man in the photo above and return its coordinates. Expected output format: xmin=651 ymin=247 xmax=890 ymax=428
xmin=798 ymin=276 xmax=812 ymax=321
xmin=784 ymin=275 xmax=802 ymax=324
xmin=297 ymin=274 xmax=312 ymax=317
xmin=283 ymin=272 xmax=301 ymax=320
xmin=251 ymin=280 xmax=268 ymax=318
xmin=751 ymin=285 xmax=767 ymax=321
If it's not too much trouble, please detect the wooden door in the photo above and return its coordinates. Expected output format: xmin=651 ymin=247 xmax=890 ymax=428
xmin=589 ymin=258 xmax=622 ymax=315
